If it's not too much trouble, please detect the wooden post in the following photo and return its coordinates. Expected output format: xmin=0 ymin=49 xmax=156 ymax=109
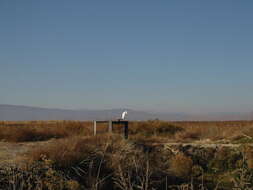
xmin=108 ymin=120 xmax=113 ymax=133
xmin=93 ymin=121 xmax=97 ymax=136
xmin=124 ymin=121 xmax=128 ymax=139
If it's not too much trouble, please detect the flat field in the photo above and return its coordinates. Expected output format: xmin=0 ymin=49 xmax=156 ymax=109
xmin=0 ymin=120 xmax=253 ymax=190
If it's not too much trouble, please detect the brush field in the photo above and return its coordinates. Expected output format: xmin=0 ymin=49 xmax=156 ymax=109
xmin=1 ymin=120 xmax=253 ymax=190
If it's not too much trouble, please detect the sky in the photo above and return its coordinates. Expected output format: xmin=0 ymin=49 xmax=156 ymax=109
xmin=0 ymin=1 xmax=253 ymax=114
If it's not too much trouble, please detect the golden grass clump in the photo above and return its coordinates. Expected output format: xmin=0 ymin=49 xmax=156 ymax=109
xmin=242 ymin=145 xmax=253 ymax=169
xmin=169 ymin=153 xmax=193 ymax=178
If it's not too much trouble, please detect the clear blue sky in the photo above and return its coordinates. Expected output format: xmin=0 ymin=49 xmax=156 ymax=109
xmin=1 ymin=1 xmax=253 ymax=113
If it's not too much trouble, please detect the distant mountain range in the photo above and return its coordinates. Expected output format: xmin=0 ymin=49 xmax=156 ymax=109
xmin=0 ymin=104 xmax=252 ymax=121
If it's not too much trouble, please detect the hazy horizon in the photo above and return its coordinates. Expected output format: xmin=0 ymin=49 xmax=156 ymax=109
xmin=0 ymin=104 xmax=252 ymax=116
xmin=1 ymin=104 xmax=252 ymax=121
xmin=1 ymin=1 xmax=253 ymax=114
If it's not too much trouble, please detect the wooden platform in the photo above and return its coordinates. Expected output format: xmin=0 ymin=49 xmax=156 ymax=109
xmin=93 ymin=120 xmax=129 ymax=139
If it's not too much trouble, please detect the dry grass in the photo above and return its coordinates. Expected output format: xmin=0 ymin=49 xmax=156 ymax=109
xmin=1 ymin=120 xmax=253 ymax=143
xmin=26 ymin=134 xmax=116 ymax=169
xmin=169 ymin=153 xmax=193 ymax=178
xmin=0 ymin=121 xmax=92 ymax=142
xmin=23 ymin=134 xmax=173 ymax=190
xmin=128 ymin=120 xmax=253 ymax=143
xmin=1 ymin=124 xmax=253 ymax=190
xmin=129 ymin=120 xmax=184 ymax=137
xmin=24 ymin=134 xmax=143 ymax=189
xmin=168 ymin=121 xmax=253 ymax=142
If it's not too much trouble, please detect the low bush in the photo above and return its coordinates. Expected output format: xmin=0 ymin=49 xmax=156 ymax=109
xmin=129 ymin=121 xmax=183 ymax=137
xmin=169 ymin=153 xmax=193 ymax=178
xmin=0 ymin=121 xmax=92 ymax=142
xmin=208 ymin=148 xmax=242 ymax=173
xmin=0 ymin=159 xmax=80 ymax=190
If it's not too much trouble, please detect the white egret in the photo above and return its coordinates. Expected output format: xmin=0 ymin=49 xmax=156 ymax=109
xmin=121 ymin=111 xmax=128 ymax=120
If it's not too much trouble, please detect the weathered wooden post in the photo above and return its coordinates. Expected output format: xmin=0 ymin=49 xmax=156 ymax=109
xmin=124 ymin=121 xmax=128 ymax=139
xmin=108 ymin=120 xmax=113 ymax=133
xmin=93 ymin=120 xmax=97 ymax=136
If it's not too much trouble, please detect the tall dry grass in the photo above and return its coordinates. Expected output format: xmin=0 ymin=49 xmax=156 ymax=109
xmin=0 ymin=121 xmax=92 ymax=142
xmin=1 ymin=120 xmax=253 ymax=143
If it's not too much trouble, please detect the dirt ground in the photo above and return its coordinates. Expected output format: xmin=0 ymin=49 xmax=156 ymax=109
xmin=0 ymin=140 xmax=53 ymax=167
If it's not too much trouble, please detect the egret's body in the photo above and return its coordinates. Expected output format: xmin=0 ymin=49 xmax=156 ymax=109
xmin=121 ymin=111 xmax=128 ymax=120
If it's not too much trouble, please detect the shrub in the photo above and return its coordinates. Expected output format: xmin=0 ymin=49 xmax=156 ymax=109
xmin=169 ymin=153 xmax=193 ymax=178
xmin=242 ymin=146 xmax=253 ymax=169
xmin=0 ymin=158 xmax=80 ymax=190
xmin=26 ymin=134 xmax=128 ymax=189
xmin=208 ymin=148 xmax=242 ymax=173
xmin=129 ymin=121 xmax=183 ymax=137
